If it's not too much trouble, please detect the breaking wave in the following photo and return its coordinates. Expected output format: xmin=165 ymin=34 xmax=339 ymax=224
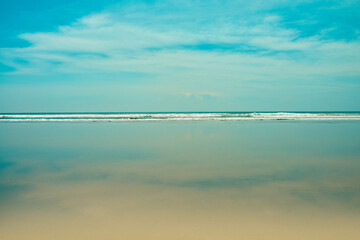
xmin=1 ymin=112 xmax=360 ymax=122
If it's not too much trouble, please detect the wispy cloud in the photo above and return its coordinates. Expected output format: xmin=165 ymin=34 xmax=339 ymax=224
xmin=3 ymin=11 xmax=359 ymax=76
xmin=182 ymin=91 xmax=221 ymax=100
xmin=0 ymin=0 xmax=359 ymax=111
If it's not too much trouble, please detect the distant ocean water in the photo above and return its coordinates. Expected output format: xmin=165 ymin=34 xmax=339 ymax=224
xmin=1 ymin=112 xmax=360 ymax=122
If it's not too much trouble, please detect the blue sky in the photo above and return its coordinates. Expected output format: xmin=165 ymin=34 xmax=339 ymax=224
xmin=0 ymin=0 xmax=359 ymax=112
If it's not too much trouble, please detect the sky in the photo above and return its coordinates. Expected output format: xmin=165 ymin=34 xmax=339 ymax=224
xmin=0 ymin=0 xmax=359 ymax=112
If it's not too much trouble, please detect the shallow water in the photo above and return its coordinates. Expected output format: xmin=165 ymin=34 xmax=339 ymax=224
xmin=1 ymin=121 xmax=360 ymax=239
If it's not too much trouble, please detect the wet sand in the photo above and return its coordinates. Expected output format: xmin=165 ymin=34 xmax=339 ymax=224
xmin=1 ymin=122 xmax=359 ymax=239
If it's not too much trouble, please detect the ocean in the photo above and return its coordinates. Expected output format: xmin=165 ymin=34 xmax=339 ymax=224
xmin=1 ymin=111 xmax=360 ymax=121
xmin=0 ymin=114 xmax=359 ymax=239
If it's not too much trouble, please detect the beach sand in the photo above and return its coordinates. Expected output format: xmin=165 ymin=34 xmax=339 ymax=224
xmin=1 ymin=122 xmax=359 ymax=239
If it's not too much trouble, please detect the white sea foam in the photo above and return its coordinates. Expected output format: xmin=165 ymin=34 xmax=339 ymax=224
xmin=1 ymin=112 xmax=360 ymax=122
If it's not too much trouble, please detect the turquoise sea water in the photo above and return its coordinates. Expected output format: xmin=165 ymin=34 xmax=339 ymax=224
xmin=0 ymin=118 xmax=360 ymax=239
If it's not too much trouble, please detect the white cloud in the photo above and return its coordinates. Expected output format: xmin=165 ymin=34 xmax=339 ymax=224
xmin=80 ymin=14 xmax=113 ymax=28
xmin=183 ymin=91 xmax=222 ymax=99
xmin=1 ymin=6 xmax=360 ymax=96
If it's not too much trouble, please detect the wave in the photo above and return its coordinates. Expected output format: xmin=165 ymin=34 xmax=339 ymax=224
xmin=1 ymin=112 xmax=360 ymax=122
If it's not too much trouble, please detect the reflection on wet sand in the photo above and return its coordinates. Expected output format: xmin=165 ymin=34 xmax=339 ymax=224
xmin=1 ymin=122 xmax=360 ymax=239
